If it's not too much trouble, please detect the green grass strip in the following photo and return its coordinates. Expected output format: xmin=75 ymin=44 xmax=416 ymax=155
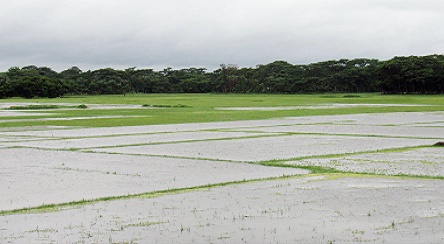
xmin=257 ymin=163 xmax=342 ymax=174
xmin=2 ymin=169 xmax=442 ymax=217
xmin=0 ymin=174 xmax=302 ymax=216
xmin=6 ymin=104 xmax=87 ymax=110
xmin=390 ymin=173 xmax=444 ymax=180
xmin=88 ymin=133 xmax=287 ymax=149
xmin=255 ymin=159 xmax=444 ymax=180
xmin=253 ymin=145 xmax=433 ymax=165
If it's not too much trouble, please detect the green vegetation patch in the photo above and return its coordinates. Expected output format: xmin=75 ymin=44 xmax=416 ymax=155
xmin=0 ymin=93 xmax=443 ymax=128
xmin=342 ymin=94 xmax=361 ymax=98
xmin=0 ymin=174 xmax=301 ymax=216
xmin=6 ymin=104 xmax=87 ymax=110
xmin=254 ymin=145 xmax=432 ymax=166
xmin=142 ymin=104 xmax=191 ymax=108
xmin=7 ymin=105 xmax=60 ymax=110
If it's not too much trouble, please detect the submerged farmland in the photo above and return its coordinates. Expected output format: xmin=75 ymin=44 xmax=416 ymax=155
xmin=0 ymin=96 xmax=443 ymax=243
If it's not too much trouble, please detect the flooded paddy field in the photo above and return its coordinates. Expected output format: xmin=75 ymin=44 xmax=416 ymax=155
xmin=292 ymin=147 xmax=444 ymax=176
xmin=1 ymin=176 xmax=443 ymax=243
xmin=92 ymin=135 xmax=436 ymax=162
xmin=0 ymin=110 xmax=443 ymax=243
xmin=4 ymin=131 xmax=270 ymax=149
xmin=0 ymin=148 xmax=307 ymax=211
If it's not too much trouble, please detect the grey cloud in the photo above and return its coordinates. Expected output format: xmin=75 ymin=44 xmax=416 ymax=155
xmin=1 ymin=0 xmax=443 ymax=71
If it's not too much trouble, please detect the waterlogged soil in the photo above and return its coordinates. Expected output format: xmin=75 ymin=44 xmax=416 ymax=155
xmin=1 ymin=176 xmax=443 ymax=243
xmin=215 ymin=103 xmax=428 ymax=111
xmin=0 ymin=148 xmax=307 ymax=211
xmin=0 ymin=110 xmax=51 ymax=117
xmin=0 ymin=115 xmax=151 ymax=124
xmin=292 ymin=147 xmax=444 ymax=176
xmin=0 ymin=103 xmax=145 ymax=110
xmin=0 ymin=111 xmax=443 ymax=243
xmin=0 ymin=103 xmax=153 ymax=123
xmin=236 ymin=124 xmax=444 ymax=139
xmin=3 ymin=111 xmax=443 ymax=138
xmin=5 ymin=131 xmax=269 ymax=149
xmin=93 ymin=135 xmax=436 ymax=162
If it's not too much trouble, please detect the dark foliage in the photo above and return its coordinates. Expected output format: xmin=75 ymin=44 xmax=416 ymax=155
xmin=1 ymin=55 xmax=443 ymax=98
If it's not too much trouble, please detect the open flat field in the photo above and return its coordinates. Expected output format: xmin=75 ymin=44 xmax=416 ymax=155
xmin=0 ymin=94 xmax=443 ymax=243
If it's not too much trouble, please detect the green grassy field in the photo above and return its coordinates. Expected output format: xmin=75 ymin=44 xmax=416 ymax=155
xmin=1 ymin=93 xmax=443 ymax=127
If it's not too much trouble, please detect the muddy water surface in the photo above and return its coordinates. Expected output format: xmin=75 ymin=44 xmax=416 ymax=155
xmin=0 ymin=111 xmax=443 ymax=243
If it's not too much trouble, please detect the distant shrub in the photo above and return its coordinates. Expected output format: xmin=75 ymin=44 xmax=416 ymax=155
xmin=142 ymin=104 xmax=190 ymax=108
xmin=8 ymin=105 xmax=59 ymax=110
xmin=434 ymin=142 xmax=444 ymax=147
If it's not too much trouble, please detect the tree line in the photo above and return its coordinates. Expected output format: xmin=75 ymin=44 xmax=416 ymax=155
xmin=1 ymin=55 xmax=443 ymax=98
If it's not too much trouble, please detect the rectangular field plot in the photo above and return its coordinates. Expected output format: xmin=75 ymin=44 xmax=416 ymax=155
xmin=292 ymin=147 xmax=444 ymax=176
xmin=2 ymin=176 xmax=443 ymax=243
xmin=3 ymin=131 xmax=271 ymax=149
xmin=316 ymin=111 xmax=444 ymax=126
xmin=0 ymin=120 xmax=292 ymax=138
xmin=277 ymin=112 xmax=444 ymax=126
xmin=0 ymin=111 xmax=51 ymax=117
xmin=0 ymin=148 xmax=308 ymax=210
xmin=235 ymin=124 xmax=444 ymax=139
xmin=92 ymin=135 xmax=436 ymax=162
xmin=2 ymin=112 xmax=442 ymax=139
xmin=0 ymin=136 xmax=47 ymax=143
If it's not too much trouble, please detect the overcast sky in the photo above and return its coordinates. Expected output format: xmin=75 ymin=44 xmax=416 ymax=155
xmin=1 ymin=0 xmax=443 ymax=71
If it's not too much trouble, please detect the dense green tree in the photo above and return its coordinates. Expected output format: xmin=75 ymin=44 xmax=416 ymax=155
xmin=0 ymin=72 xmax=11 ymax=98
xmin=3 ymin=66 xmax=66 ymax=98
xmin=375 ymin=55 xmax=444 ymax=94
xmin=1 ymin=55 xmax=443 ymax=98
